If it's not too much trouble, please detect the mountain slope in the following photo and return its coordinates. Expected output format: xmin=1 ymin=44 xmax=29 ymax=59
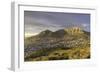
xmin=24 ymin=27 xmax=90 ymax=61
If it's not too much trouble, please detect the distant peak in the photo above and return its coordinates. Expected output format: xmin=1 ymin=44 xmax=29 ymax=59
xmin=39 ymin=29 xmax=53 ymax=37
xmin=44 ymin=29 xmax=52 ymax=32
xmin=41 ymin=29 xmax=52 ymax=34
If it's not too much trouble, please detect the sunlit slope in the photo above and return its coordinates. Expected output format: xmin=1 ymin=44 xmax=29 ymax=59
xmin=24 ymin=27 xmax=90 ymax=61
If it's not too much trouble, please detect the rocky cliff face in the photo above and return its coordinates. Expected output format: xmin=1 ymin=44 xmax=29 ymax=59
xmin=64 ymin=27 xmax=84 ymax=34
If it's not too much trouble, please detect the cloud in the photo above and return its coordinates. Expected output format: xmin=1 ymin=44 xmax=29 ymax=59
xmin=24 ymin=11 xmax=90 ymax=33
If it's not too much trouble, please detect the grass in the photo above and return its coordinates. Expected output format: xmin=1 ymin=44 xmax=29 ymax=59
xmin=25 ymin=47 xmax=90 ymax=61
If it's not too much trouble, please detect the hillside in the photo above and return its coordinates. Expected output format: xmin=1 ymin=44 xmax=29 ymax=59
xmin=24 ymin=27 xmax=90 ymax=61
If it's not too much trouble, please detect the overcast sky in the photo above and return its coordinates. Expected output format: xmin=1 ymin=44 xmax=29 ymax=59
xmin=24 ymin=11 xmax=90 ymax=34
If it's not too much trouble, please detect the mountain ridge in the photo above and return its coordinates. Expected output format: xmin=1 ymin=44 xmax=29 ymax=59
xmin=28 ymin=27 xmax=89 ymax=38
xmin=24 ymin=27 xmax=90 ymax=50
xmin=24 ymin=27 xmax=90 ymax=61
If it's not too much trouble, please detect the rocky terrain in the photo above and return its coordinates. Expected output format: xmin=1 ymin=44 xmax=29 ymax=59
xmin=24 ymin=27 xmax=90 ymax=61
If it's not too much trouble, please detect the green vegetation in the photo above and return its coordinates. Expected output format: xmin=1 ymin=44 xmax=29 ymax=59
xmin=25 ymin=47 xmax=90 ymax=61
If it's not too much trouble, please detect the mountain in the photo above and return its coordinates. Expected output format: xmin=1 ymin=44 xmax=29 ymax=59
xmin=35 ymin=27 xmax=84 ymax=37
xmin=24 ymin=27 xmax=90 ymax=60
xmin=38 ymin=29 xmax=53 ymax=37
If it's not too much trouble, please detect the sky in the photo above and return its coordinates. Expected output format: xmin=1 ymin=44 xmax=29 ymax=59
xmin=24 ymin=11 xmax=90 ymax=36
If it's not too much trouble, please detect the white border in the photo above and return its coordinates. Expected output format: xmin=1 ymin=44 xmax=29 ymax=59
xmin=11 ymin=2 xmax=97 ymax=71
